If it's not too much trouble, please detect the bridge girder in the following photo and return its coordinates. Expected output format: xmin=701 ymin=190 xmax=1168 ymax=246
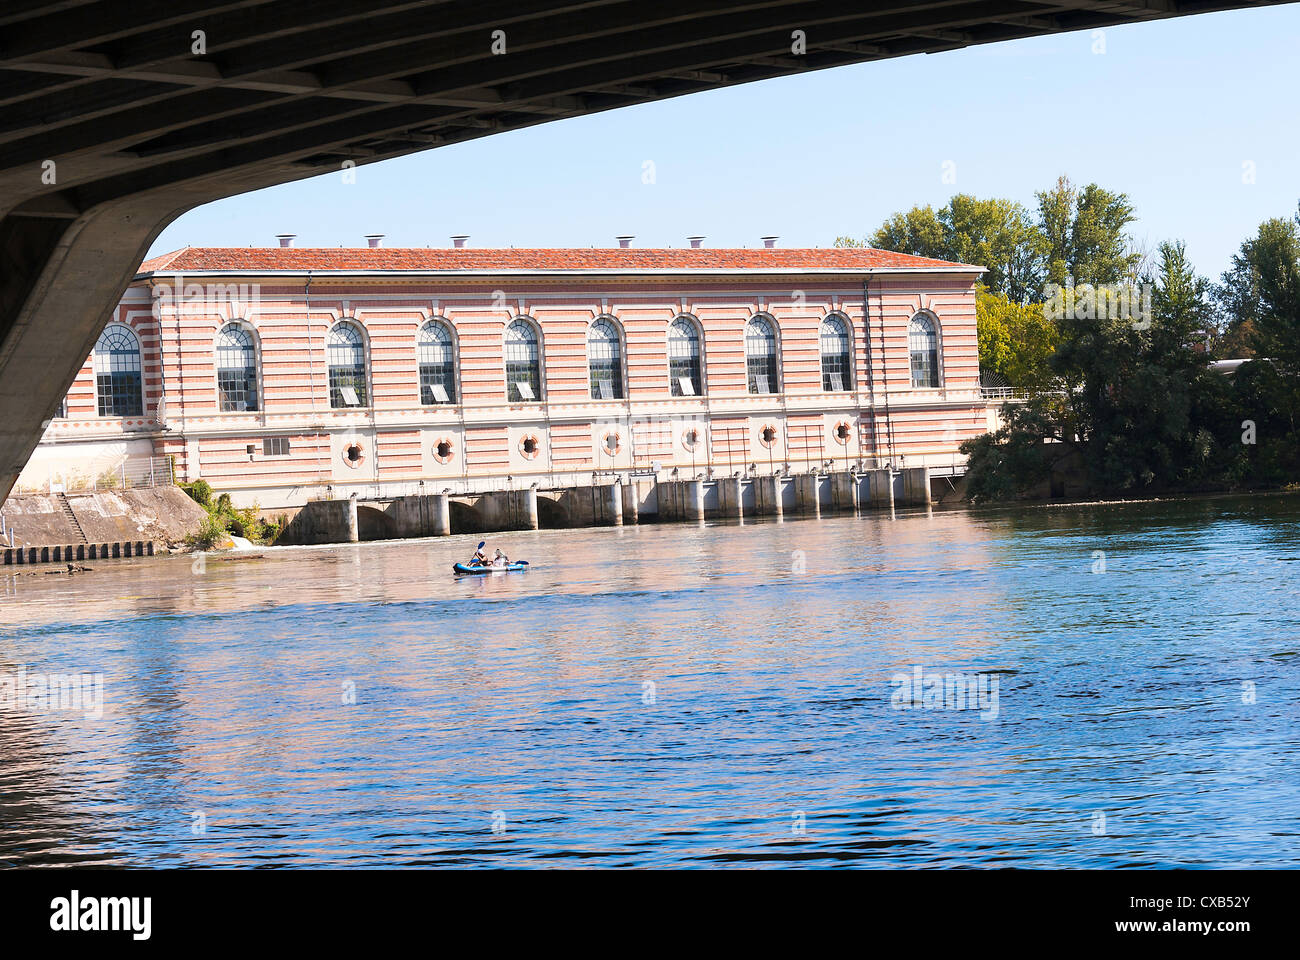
xmin=0 ymin=0 xmax=1289 ymax=502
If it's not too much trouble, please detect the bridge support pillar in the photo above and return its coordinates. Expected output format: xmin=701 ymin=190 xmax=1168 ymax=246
xmin=346 ymin=494 xmax=359 ymax=543
xmin=691 ymin=479 xmax=705 ymax=521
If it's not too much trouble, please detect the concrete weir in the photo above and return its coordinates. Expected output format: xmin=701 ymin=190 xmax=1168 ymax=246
xmin=279 ymin=467 xmax=933 ymax=546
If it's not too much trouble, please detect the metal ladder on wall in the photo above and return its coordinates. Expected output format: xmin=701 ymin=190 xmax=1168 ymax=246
xmin=861 ymin=276 xmax=897 ymax=469
xmin=57 ymin=493 xmax=89 ymax=544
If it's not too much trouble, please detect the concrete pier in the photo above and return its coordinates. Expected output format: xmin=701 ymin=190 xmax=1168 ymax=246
xmin=346 ymin=494 xmax=360 ymax=542
xmin=795 ymin=473 xmax=821 ymax=518
xmin=865 ymin=469 xmax=893 ymax=508
xmin=720 ymin=476 xmax=744 ymax=519
xmin=900 ymin=466 xmax=932 ymax=506
xmin=755 ymin=475 xmax=783 ymax=519
xmin=434 ymin=493 xmax=451 ymax=536
xmin=609 ymin=480 xmax=624 ymax=526
xmin=831 ymin=471 xmax=859 ymax=513
xmin=525 ymin=486 xmax=539 ymax=530
xmin=620 ymin=480 xmax=638 ymax=524
xmin=277 ymin=466 xmax=937 ymax=545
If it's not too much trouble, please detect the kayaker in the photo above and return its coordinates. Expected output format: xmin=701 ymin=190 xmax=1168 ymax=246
xmin=492 ymin=548 xmax=509 ymax=567
xmin=470 ymin=546 xmax=490 ymax=567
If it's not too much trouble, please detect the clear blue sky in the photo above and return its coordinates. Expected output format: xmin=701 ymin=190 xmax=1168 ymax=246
xmin=150 ymin=4 xmax=1300 ymax=280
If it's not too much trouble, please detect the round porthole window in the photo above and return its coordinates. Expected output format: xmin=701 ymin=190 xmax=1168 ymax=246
xmin=342 ymin=442 xmax=365 ymax=468
xmin=601 ymin=432 xmax=621 ymax=456
xmin=834 ymin=421 xmax=852 ymax=445
xmin=434 ymin=438 xmax=455 ymax=463
xmin=759 ymin=425 xmax=778 ymax=448
xmin=682 ymin=428 xmax=700 ymax=451
xmin=519 ymin=435 xmax=540 ymax=459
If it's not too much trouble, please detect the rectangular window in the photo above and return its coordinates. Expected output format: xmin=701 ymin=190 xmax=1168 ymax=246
xmin=97 ymin=371 xmax=144 ymax=417
xmin=218 ymin=369 xmax=258 ymax=412
xmin=419 ymin=363 xmax=455 ymax=404
xmin=328 ymin=366 xmax=368 ymax=408
xmin=910 ymin=351 xmax=938 ymax=388
xmin=747 ymin=357 xmax=777 ymax=395
xmin=669 ymin=358 xmax=701 ymax=397
xmin=262 ymin=437 xmax=291 ymax=456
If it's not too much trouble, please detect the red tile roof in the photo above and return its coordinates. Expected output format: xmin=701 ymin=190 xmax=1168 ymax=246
xmin=137 ymin=246 xmax=982 ymax=275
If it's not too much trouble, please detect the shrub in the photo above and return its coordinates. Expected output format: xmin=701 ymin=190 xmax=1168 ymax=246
xmin=185 ymin=513 xmax=228 ymax=550
xmin=181 ymin=480 xmax=212 ymax=508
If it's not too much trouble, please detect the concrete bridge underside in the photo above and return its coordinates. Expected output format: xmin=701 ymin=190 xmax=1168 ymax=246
xmin=0 ymin=0 xmax=1287 ymax=504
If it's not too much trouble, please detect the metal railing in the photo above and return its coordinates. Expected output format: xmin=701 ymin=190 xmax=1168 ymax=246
xmin=34 ymin=455 xmax=175 ymax=494
xmin=118 ymin=455 xmax=174 ymax=489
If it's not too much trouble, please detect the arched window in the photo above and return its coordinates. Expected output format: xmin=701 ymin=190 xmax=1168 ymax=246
xmin=327 ymin=320 xmax=368 ymax=408
xmin=668 ymin=316 xmax=703 ymax=397
xmin=909 ymin=313 xmax=940 ymax=388
xmin=216 ymin=323 xmax=258 ymax=411
xmin=417 ymin=319 xmax=456 ymax=404
xmin=587 ymin=318 xmax=624 ymax=399
xmin=820 ymin=315 xmax=851 ymax=392
xmin=94 ymin=323 xmax=143 ymax=417
xmin=745 ymin=315 xmax=778 ymax=394
xmin=505 ymin=318 xmax=541 ymax=402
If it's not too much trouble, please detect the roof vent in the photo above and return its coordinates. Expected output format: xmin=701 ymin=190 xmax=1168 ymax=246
xmin=276 ymin=234 xmax=296 ymax=248
xmin=364 ymin=234 xmax=384 ymax=248
xmin=687 ymin=236 xmax=705 ymax=249
xmin=616 ymin=235 xmax=635 ymax=248
xmin=761 ymin=236 xmax=779 ymax=249
xmin=450 ymin=235 xmax=469 ymax=249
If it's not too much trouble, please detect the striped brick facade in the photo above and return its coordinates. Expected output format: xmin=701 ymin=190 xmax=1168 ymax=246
xmin=21 ymin=246 xmax=991 ymax=508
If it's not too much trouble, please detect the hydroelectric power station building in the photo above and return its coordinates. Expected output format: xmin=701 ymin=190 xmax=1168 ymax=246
xmin=17 ymin=238 xmax=994 ymax=513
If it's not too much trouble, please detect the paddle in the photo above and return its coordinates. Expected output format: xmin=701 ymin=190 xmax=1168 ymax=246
xmin=469 ymin=540 xmax=485 ymax=566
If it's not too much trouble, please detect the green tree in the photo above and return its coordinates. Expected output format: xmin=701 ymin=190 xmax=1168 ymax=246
xmin=841 ymin=196 xmax=1046 ymax=302
xmin=965 ymin=237 xmax=1232 ymax=498
xmin=1213 ymin=215 xmax=1300 ymax=359
xmin=1226 ymin=209 xmax=1300 ymax=481
xmin=846 ymin=178 xmax=1140 ymax=304
xmin=1036 ymin=175 xmax=1140 ymax=288
xmin=975 ymin=286 xmax=1058 ymax=390
xmin=842 ymin=204 xmax=947 ymax=261
xmin=941 ymin=196 xmax=1047 ymax=303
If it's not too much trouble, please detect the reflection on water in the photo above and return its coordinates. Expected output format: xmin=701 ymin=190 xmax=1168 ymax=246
xmin=2 ymin=495 xmax=1300 ymax=867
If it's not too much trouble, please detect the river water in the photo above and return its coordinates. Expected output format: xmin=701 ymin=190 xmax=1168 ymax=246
xmin=2 ymin=494 xmax=1299 ymax=868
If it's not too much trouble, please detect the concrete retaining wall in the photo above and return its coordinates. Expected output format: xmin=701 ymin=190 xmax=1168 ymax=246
xmin=280 ymin=497 xmax=358 ymax=545
xmin=0 ymin=486 xmax=208 ymax=551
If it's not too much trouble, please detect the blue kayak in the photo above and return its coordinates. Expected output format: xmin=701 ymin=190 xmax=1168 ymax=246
xmin=453 ymin=561 xmax=529 ymax=575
